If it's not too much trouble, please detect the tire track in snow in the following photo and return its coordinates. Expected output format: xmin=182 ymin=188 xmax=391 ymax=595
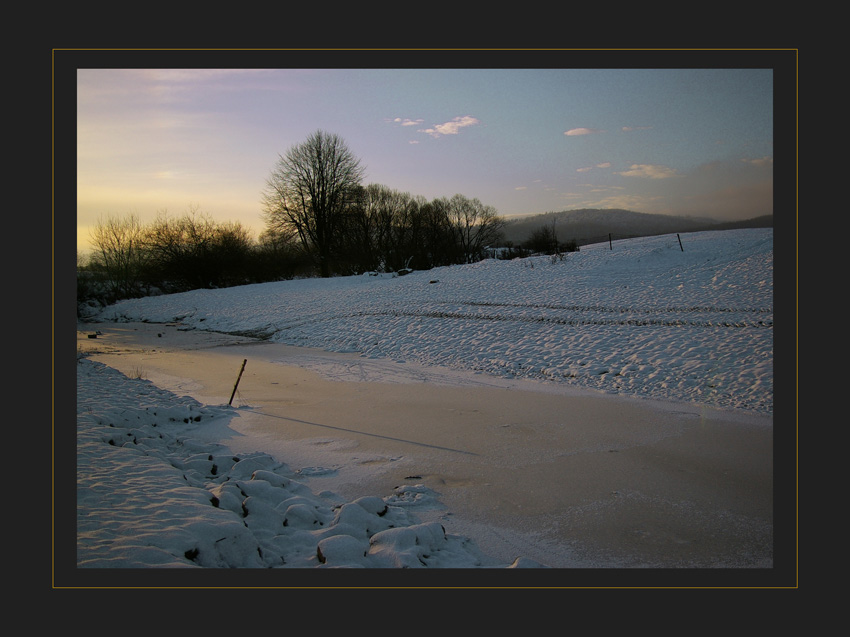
xmin=246 ymin=300 xmax=773 ymax=335
xmin=363 ymin=307 xmax=773 ymax=329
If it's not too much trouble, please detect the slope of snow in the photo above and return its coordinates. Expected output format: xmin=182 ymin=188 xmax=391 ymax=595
xmin=92 ymin=229 xmax=774 ymax=414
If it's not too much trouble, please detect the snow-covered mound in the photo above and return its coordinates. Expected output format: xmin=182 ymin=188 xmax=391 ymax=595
xmin=77 ymin=358 xmax=539 ymax=569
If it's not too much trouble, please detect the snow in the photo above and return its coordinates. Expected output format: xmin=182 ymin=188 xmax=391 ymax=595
xmin=76 ymin=359 xmax=513 ymax=569
xmin=74 ymin=229 xmax=775 ymax=575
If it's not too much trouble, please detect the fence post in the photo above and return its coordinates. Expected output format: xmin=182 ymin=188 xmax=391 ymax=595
xmin=609 ymin=233 xmax=612 ymax=250
xmin=229 ymin=359 xmax=247 ymax=406
xmin=677 ymin=233 xmax=684 ymax=251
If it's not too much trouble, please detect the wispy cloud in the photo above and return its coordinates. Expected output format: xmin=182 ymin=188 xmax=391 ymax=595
xmin=589 ymin=193 xmax=667 ymax=211
xmin=577 ymin=162 xmax=612 ymax=173
xmin=617 ymin=164 xmax=679 ymax=179
xmin=418 ymin=116 xmax=480 ymax=138
xmin=587 ymin=185 xmax=625 ymax=194
xmin=391 ymin=117 xmax=424 ymax=127
xmin=742 ymin=156 xmax=773 ymax=167
xmin=564 ymin=127 xmax=604 ymax=136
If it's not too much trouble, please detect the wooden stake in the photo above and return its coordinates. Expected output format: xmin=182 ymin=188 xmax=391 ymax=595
xmin=229 ymin=359 xmax=247 ymax=406
xmin=677 ymin=233 xmax=684 ymax=251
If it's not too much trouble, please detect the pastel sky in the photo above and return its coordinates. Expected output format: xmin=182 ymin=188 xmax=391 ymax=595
xmin=76 ymin=65 xmax=774 ymax=253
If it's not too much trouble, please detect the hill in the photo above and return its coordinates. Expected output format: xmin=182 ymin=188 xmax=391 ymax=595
xmin=498 ymin=208 xmax=772 ymax=247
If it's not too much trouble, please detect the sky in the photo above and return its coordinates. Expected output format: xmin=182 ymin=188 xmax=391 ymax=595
xmin=76 ymin=64 xmax=775 ymax=255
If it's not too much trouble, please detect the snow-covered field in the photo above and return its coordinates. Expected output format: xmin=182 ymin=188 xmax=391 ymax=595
xmin=74 ymin=228 xmax=775 ymax=575
xmin=88 ymin=229 xmax=774 ymax=414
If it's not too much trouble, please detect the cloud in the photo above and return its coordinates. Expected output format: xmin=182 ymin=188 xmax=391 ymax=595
xmin=564 ymin=127 xmax=604 ymax=136
xmin=587 ymin=185 xmax=625 ymax=194
xmin=392 ymin=117 xmax=424 ymax=127
xmin=580 ymin=193 xmax=665 ymax=211
xmin=617 ymin=164 xmax=679 ymax=179
xmin=577 ymin=162 xmax=612 ymax=173
xmin=419 ymin=116 xmax=480 ymax=138
xmin=743 ymin=156 xmax=773 ymax=167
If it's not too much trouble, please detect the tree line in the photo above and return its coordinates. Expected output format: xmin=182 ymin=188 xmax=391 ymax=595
xmin=78 ymin=130 xmax=570 ymax=313
xmin=78 ymin=206 xmax=296 ymax=309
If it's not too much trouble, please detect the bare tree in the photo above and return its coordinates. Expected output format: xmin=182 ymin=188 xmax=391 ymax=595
xmin=144 ymin=206 xmax=254 ymax=290
xmin=88 ymin=212 xmax=148 ymax=302
xmin=386 ymin=191 xmax=427 ymax=271
xmin=444 ymin=194 xmax=505 ymax=263
xmin=261 ymin=130 xmax=365 ymax=277
xmin=342 ymin=184 xmax=422 ymax=273
xmin=144 ymin=208 xmax=215 ymax=289
xmin=417 ymin=197 xmax=458 ymax=267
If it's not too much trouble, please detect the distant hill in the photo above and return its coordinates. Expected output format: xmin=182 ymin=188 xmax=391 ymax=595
xmin=704 ymin=215 xmax=773 ymax=231
xmin=498 ymin=209 xmax=772 ymax=247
